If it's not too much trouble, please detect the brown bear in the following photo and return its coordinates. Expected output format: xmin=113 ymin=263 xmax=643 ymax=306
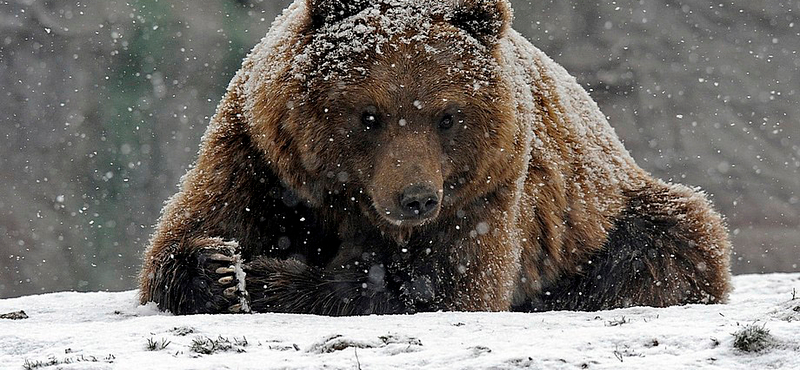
xmin=139 ymin=0 xmax=732 ymax=315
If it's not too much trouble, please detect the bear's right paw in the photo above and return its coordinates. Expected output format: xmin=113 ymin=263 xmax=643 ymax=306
xmin=194 ymin=239 xmax=251 ymax=314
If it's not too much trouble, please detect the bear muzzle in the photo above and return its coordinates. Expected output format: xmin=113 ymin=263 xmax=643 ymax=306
xmin=373 ymin=182 xmax=443 ymax=227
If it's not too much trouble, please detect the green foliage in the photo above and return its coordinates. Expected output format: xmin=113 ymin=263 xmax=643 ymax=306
xmin=77 ymin=0 xmax=266 ymax=291
xmin=1 ymin=0 xmax=288 ymax=297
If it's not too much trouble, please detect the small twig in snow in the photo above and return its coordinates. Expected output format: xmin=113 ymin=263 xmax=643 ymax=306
xmin=613 ymin=345 xmax=624 ymax=362
xmin=23 ymin=353 xmax=113 ymax=369
xmin=0 ymin=310 xmax=28 ymax=320
xmin=354 ymin=347 xmax=362 ymax=370
xmin=606 ymin=316 xmax=629 ymax=327
xmin=190 ymin=336 xmax=248 ymax=355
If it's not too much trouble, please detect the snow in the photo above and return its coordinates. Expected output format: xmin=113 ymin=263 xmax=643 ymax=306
xmin=1 ymin=274 xmax=798 ymax=369
xmin=290 ymin=0 xmax=485 ymax=85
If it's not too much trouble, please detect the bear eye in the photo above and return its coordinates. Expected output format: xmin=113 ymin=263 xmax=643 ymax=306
xmin=439 ymin=114 xmax=454 ymax=130
xmin=361 ymin=109 xmax=379 ymax=129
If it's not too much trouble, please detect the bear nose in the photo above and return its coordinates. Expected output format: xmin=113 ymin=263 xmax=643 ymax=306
xmin=399 ymin=185 xmax=440 ymax=219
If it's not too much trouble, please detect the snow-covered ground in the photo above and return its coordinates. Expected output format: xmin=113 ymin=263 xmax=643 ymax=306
xmin=1 ymin=274 xmax=798 ymax=370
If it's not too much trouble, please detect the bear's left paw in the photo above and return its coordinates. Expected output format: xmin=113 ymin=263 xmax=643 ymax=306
xmin=243 ymin=258 xmax=322 ymax=313
xmin=196 ymin=241 xmax=251 ymax=313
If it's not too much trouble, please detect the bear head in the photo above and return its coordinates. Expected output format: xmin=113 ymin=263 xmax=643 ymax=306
xmin=248 ymin=0 xmax=521 ymax=243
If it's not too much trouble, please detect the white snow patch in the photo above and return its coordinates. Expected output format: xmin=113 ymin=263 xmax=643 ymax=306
xmin=1 ymin=274 xmax=799 ymax=369
xmin=287 ymin=0 xmax=495 ymax=87
xmin=233 ymin=255 xmax=251 ymax=314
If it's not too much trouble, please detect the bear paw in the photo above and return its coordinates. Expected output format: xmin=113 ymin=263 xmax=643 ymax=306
xmin=241 ymin=257 xmax=323 ymax=314
xmin=195 ymin=239 xmax=251 ymax=314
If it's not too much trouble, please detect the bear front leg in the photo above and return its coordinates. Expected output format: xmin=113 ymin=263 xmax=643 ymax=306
xmin=532 ymin=183 xmax=732 ymax=311
xmin=141 ymin=237 xmax=251 ymax=315
xmin=243 ymin=257 xmax=405 ymax=316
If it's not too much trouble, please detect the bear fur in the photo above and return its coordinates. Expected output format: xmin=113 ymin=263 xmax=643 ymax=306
xmin=139 ymin=0 xmax=732 ymax=315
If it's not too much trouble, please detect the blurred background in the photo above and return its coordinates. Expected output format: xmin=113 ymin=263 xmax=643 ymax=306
xmin=1 ymin=0 xmax=797 ymax=298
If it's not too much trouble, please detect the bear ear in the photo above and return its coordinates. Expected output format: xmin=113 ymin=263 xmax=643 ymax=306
xmin=306 ymin=0 xmax=372 ymax=29
xmin=450 ymin=0 xmax=513 ymax=45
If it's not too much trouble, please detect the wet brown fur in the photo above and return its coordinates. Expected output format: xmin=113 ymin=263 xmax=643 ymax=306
xmin=139 ymin=0 xmax=731 ymax=315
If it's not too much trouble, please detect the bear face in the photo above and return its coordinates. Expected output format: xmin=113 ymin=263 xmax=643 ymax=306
xmin=251 ymin=0 xmax=519 ymax=241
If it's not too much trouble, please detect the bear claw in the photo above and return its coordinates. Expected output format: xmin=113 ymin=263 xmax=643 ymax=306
xmin=224 ymin=286 xmax=238 ymax=299
xmin=209 ymin=253 xmax=234 ymax=262
xmin=218 ymin=276 xmax=234 ymax=285
xmin=216 ymin=266 xmax=235 ymax=274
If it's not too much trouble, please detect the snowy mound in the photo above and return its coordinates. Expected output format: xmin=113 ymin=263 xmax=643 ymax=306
xmin=1 ymin=274 xmax=798 ymax=369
